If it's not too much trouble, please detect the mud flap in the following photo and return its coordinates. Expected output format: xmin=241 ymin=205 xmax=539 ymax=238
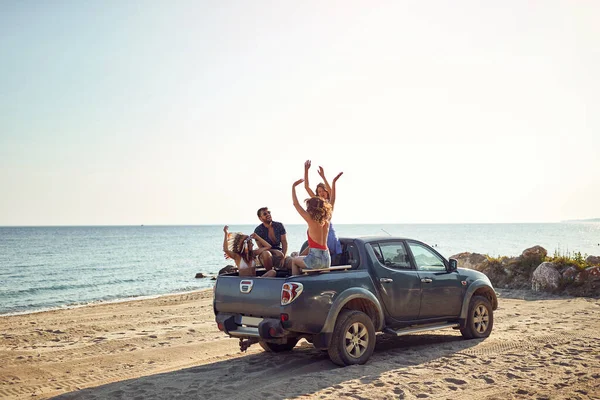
xmin=311 ymin=332 xmax=332 ymax=350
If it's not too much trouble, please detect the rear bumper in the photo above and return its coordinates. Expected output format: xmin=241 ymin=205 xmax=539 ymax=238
xmin=216 ymin=313 xmax=292 ymax=343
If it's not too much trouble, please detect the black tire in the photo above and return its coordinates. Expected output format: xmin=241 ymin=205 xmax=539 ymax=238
xmin=259 ymin=337 xmax=299 ymax=352
xmin=460 ymin=295 xmax=494 ymax=339
xmin=327 ymin=310 xmax=376 ymax=366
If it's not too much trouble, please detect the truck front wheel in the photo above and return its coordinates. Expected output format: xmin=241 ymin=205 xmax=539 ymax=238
xmin=460 ymin=295 xmax=494 ymax=339
xmin=328 ymin=310 xmax=375 ymax=366
xmin=259 ymin=338 xmax=299 ymax=352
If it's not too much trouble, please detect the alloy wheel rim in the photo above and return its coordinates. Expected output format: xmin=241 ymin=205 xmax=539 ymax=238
xmin=344 ymin=322 xmax=368 ymax=358
xmin=473 ymin=304 xmax=489 ymax=333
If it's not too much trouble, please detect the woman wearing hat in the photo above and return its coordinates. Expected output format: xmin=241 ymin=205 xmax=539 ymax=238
xmin=222 ymin=226 xmax=275 ymax=277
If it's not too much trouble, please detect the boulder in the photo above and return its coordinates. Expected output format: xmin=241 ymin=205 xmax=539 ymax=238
xmin=561 ymin=266 xmax=580 ymax=283
xmin=574 ymin=268 xmax=589 ymax=284
xmin=504 ymin=246 xmax=548 ymax=287
xmin=588 ymin=266 xmax=600 ymax=279
xmin=194 ymin=272 xmax=206 ymax=279
xmin=450 ymin=252 xmax=488 ymax=271
xmin=531 ymin=262 xmax=561 ymax=292
xmin=449 ymin=246 xmax=600 ymax=297
xmin=218 ymin=265 xmax=237 ymax=275
xmin=500 ymin=257 xmax=519 ymax=277
xmin=564 ymin=266 xmax=600 ymax=297
xmin=585 ymin=255 xmax=600 ymax=266
xmin=521 ymin=245 xmax=548 ymax=261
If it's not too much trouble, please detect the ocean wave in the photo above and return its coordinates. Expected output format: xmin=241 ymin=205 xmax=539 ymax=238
xmin=0 ymin=278 xmax=140 ymax=297
xmin=0 ymin=263 xmax=49 ymax=269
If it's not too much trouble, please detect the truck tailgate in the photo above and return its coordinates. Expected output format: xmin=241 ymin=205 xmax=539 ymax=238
xmin=214 ymin=275 xmax=283 ymax=318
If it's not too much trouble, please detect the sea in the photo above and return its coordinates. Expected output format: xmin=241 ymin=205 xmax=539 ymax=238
xmin=1 ymin=223 xmax=599 ymax=316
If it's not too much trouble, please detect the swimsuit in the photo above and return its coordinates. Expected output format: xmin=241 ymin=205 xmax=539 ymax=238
xmin=304 ymin=231 xmax=331 ymax=270
xmin=239 ymin=258 xmax=255 ymax=270
xmin=307 ymin=231 xmax=327 ymax=250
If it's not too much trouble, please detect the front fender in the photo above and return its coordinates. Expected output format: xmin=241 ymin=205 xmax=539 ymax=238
xmin=460 ymin=280 xmax=498 ymax=320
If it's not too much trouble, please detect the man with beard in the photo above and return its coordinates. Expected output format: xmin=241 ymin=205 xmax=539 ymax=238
xmin=254 ymin=207 xmax=288 ymax=272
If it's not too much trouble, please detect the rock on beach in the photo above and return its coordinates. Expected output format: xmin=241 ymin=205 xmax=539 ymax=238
xmin=531 ymin=262 xmax=561 ymax=292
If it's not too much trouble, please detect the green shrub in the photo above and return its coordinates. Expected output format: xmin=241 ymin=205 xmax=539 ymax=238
xmin=485 ymin=255 xmax=507 ymax=263
xmin=546 ymin=249 xmax=588 ymax=270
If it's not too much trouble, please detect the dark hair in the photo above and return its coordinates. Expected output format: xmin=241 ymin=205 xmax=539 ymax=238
xmin=315 ymin=183 xmax=330 ymax=200
xmin=305 ymin=196 xmax=332 ymax=225
xmin=257 ymin=207 xmax=268 ymax=218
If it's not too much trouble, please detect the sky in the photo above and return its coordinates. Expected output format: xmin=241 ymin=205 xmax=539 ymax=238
xmin=1 ymin=1 xmax=598 ymax=226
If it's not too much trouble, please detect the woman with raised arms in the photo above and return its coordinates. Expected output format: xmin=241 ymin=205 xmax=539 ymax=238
xmin=290 ymin=179 xmax=334 ymax=275
xmin=303 ymin=160 xmax=343 ymax=260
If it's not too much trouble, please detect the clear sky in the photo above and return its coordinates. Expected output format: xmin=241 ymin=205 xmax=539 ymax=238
xmin=1 ymin=1 xmax=598 ymax=226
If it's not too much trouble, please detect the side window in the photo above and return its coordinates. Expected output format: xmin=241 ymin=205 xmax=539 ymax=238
xmin=367 ymin=243 xmax=384 ymax=264
xmin=379 ymin=242 xmax=412 ymax=269
xmin=340 ymin=242 xmax=360 ymax=269
xmin=408 ymin=242 xmax=446 ymax=271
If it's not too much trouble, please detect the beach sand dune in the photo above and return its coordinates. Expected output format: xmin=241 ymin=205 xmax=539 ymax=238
xmin=1 ymin=289 xmax=598 ymax=399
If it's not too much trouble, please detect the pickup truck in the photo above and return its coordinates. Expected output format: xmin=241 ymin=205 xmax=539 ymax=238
xmin=213 ymin=236 xmax=498 ymax=366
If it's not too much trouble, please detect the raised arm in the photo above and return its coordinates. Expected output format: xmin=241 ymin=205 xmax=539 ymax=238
xmin=222 ymin=225 xmax=238 ymax=260
xmin=250 ymin=232 xmax=271 ymax=256
xmin=317 ymin=166 xmax=332 ymax=197
xmin=304 ymin=160 xmax=316 ymax=197
xmin=292 ymin=179 xmax=311 ymax=222
xmin=329 ymin=172 xmax=343 ymax=209
xmin=318 ymin=166 xmax=343 ymax=209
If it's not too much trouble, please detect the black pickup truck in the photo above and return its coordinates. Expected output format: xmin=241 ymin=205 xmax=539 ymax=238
xmin=213 ymin=236 xmax=498 ymax=366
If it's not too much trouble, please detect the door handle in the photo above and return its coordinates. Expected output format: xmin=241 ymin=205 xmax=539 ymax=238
xmin=380 ymin=278 xmax=393 ymax=283
xmin=421 ymin=278 xmax=433 ymax=283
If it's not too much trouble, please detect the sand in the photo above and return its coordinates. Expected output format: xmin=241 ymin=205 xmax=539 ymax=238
xmin=0 ymin=289 xmax=598 ymax=400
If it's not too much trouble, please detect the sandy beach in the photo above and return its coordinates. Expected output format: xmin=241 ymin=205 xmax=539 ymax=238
xmin=0 ymin=289 xmax=598 ymax=400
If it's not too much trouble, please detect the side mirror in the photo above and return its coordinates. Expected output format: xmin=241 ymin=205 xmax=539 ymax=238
xmin=448 ymin=258 xmax=458 ymax=272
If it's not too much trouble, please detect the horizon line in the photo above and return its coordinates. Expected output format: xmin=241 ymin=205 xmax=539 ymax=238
xmin=2 ymin=220 xmax=596 ymax=228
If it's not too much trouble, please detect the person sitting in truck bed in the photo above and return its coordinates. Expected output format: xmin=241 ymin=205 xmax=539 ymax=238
xmin=222 ymin=225 xmax=276 ymax=277
xmin=254 ymin=207 xmax=288 ymax=273
xmin=290 ymin=179 xmax=333 ymax=275
xmin=302 ymin=160 xmax=343 ymax=264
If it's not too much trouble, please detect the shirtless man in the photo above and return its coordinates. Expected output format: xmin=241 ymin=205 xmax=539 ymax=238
xmin=254 ymin=207 xmax=288 ymax=271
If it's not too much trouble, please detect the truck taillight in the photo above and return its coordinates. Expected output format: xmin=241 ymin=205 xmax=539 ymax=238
xmin=281 ymin=282 xmax=303 ymax=305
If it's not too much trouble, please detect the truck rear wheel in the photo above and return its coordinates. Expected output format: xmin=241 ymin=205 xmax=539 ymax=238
xmin=328 ymin=310 xmax=375 ymax=366
xmin=259 ymin=338 xmax=299 ymax=352
xmin=460 ymin=295 xmax=494 ymax=339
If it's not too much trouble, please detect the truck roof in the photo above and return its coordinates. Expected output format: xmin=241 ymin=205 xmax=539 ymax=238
xmin=341 ymin=236 xmax=411 ymax=243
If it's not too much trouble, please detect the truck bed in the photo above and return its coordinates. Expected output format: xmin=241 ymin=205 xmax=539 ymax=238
xmin=214 ymin=265 xmax=354 ymax=318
